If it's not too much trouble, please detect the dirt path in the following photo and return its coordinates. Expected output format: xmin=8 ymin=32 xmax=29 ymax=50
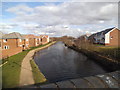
xmin=19 ymin=42 xmax=56 ymax=86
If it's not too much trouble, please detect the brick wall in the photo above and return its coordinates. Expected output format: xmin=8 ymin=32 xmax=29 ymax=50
xmin=2 ymin=39 xmax=23 ymax=59
xmin=109 ymin=28 xmax=120 ymax=47
xmin=29 ymin=38 xmax=36 ymax=47
xmin=41 ymin=37 xmax=48 ymax=45
xmin=22 ymin=39 xmax=29 ymax=50
xmin=2 ymin=47 xmax=22 ymax=59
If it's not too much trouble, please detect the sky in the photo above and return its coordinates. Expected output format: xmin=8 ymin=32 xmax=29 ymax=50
xmin=0 ymin=0 xmax=119 ymax=37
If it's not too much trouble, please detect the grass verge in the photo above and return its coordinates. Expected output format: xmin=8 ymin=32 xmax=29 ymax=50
xmin=2 ymin=50 xmax=29 ymax=88
xmin=2 ymin=42 xmax=53 ymax=88
xmin=95 ymin=47 xmax=120 ymax=61
xmin=30 ymin=60 xmax=46 ymax=84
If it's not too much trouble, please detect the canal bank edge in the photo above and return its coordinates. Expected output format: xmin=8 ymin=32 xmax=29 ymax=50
xmin=19 ymin=41 xmax=56 ymax=86
xmin=31 ymin=41 xmax=57 ymax=83
xmin=65 ymin=44 xmax=120 ymax=71
xmin=30 ymin=59 xmax=46 ymax=84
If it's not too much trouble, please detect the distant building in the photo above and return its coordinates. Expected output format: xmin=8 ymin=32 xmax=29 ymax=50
xmin=22 ymin=35 xmax=30 ymax=50
xmin=0 ymin=32 xmax=50 ymax=59
xmin=40 ymin=35 xmax=49 ymax=45
xmin=23 ymin=34 xmax=36 ymax=47
xmin=74 ymin=34 xmax=90 ymax=47
xmin=88 ymin=27 xmax=120 ymax=47
xmin=23 ymin=34 xmax=42 ymax=47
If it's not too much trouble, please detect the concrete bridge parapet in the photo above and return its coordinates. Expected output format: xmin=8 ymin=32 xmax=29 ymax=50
xmin=19 ymin=71 xmax=119 ymax=89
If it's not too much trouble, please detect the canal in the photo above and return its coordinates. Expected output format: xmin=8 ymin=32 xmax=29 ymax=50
xmin=34 ymin=42 xmax=108 ymax=83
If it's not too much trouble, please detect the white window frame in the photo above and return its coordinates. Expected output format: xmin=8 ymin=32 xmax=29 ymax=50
xmin=19 ymin=39 xmax=22 ymax=42
xmin=4 ymin=46 xmax=9 ymax=49
xmin=26 ymin=39 xmax=28 ymax=41
xmin=19 ymin=45 xmax=22 ymax=47
xmin=3 ymin=39 xmax=7 ymax=42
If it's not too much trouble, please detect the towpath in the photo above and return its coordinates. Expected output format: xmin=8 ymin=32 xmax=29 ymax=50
xmin=19 ymin=42 xmax=56 ymax=86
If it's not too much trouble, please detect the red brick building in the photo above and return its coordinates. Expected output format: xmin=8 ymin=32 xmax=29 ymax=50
xmin=105 ymin=28 xmax=120 ymax=47
xmin=22 ymin=35 xmax=30 ymax=50
xmin=89 ymin=27 xmax=120 ymax=47
xmin=40 ymin=35 xmax=49 ymax=45
xmin=23 ymin=34 xmax=41 ymax=47
xmin=0 ymin=32 xmax=50 ymax=59
xmin=1 ymin=32 xmax=24 ymax=59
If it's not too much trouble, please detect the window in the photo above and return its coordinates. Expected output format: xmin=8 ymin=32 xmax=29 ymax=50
xmin=4 ymin=46 xmax=9 ymax=49
xmin=110 ymin=36 xmax=113 ymax=39
xmin=26 ymin=39 xmax=28 ymax=41
xmin=26 ymin=44 xmax=29 ymax=47
xmin=3 ymin=39 xmax=7 ymax=42
xmin=19 ymin=39 xmax=22 ymax=42
xmin=19 ymin=45 xmax=22 ymax=47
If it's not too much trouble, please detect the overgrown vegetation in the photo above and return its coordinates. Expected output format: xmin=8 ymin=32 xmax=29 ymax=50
xmin=2 ymin=42 xmax=52 ymax=88
xmin=30 ymin=60 xmax=46 ymax=84
xmin=95 ymin=46 xmax=120 ymax=60
xmin=64 ymin=38 xmax=120 ymax=62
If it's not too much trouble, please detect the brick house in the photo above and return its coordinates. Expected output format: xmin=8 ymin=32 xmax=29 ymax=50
xmin=105 ymin=28 xmax=120 ymax=46
xmin=35 ymin=36 xmax=42 ymax=46
xmin=22 ymin=35 xmax=30 ymax=50
xmin=23 ymin=34 xmax=36 ymax=47
xmin=74 ymin=34 xmax=90 ymax=47
xmin=40 ymin=35 xmax=49 ymax=45
xmin=88 ymin=27 xmax=120 ymax=47
xmin=0 ymin=32 xmax=50 ymax=59
xmin=23 ymin=34 xmax=42 ymax=47
xmin=1 ymin=32 xmax=24 ymax=59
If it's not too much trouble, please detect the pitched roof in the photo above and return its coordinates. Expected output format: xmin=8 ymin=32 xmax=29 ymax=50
xmin=2 ymin=32 xmax=24 ymax=39
xmin=97 ymin=27 xmax=115 ymax=35
xmin=40 ymin=35 xmax=49 ymax=38
xmin=89 ymin=27 xmax=115 ymax=38
xmin=22 ymin=34 xmax=36 ymax=38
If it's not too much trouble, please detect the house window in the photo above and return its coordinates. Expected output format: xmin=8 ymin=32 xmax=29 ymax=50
xmin=26 ymin=39 xmax=28 ymax=41
xmin=110 ymin=36 xmax=113 ymax=39
xmin=4 ymin=46 xmax=9 ymax=49
xmin=19 ymin=45 xmax=22 ymax=47
xmin=26 ymin=44 xmax=29 ymax=47
xmin=19 ymin=39 xmax=22 ymax=42
xmin=3 ymin=39 xmax=7 ymax=42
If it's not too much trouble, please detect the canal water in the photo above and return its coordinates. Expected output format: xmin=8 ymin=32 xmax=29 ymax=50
xmin=34 ymin=42 xmax=108 ymax=83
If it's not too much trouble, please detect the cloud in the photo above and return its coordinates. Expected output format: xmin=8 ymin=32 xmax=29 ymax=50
xmin=6 ymin=2 xmax=117 ymax=25
xmin=3 ymin=2 xmax=118 ymax=37
xmin=19 ymin=24 xmax=92 ymax=37
xmin=6 ymin=4 xmax=34 ymax=16
xmin=0 ymin=23 xmax=18 ymax=33
xmin=2 ymin=0 xmax=120 ymax=2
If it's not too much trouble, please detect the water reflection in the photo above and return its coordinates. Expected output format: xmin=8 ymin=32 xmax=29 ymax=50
xmin=34 ymin=42 xmax=107 ymax=82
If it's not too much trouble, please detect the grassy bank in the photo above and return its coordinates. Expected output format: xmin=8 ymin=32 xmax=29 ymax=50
xmin=2 ymin=42 xmax=53 ymax=88
xmin=72 ymin=42 xmax=120 ymax=62
xmin=94 ymin=46 xmax=120 ymax=60
xmin=30 ymin=60 xmax=46 ymax=84
xmin=2 ymin=50 xmax=29 ymax=88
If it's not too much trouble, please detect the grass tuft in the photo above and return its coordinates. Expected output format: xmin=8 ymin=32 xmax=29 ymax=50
xmin=30 ymin=60 xmax=46 ymax=84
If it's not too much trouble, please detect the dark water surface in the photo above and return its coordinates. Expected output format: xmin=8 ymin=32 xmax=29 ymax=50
xmin=34 ymin=42 xmax=108 ymax=82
